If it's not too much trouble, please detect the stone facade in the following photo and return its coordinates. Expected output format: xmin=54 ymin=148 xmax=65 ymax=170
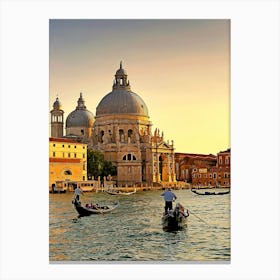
xmin=93 ymin=63 xmax=176 ymax=186
xmin=50 ymin=62 xmax=177 ymax=187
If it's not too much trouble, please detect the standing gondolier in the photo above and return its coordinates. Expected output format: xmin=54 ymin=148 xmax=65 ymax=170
xmin=161 ymin=187 xmax=177 ymax=214
xmin=73 ymin=185 xmax=84 ymax=202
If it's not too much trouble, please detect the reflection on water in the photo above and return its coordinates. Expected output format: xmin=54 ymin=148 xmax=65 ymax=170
xmin=49 ymin=189 xmax=230 ymax=262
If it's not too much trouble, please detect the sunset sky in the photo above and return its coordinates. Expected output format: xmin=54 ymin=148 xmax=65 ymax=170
xmin=49 ymin=19 xmax=230 ymax=154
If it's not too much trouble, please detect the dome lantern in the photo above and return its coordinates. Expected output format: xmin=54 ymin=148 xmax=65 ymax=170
xmin=53 ymin=96 xmax=62 ymax=110
xmin=96 ymin=63 xmax=149 ymax=117
xmin=76 ymin=92 xmax=86 ymax=110
xmin=113 ymin=61 xmax=130 ymax=91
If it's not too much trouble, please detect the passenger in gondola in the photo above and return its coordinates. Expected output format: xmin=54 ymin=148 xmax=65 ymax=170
xmin=161 ymin=187 xmax=177 ymax=214
xmin=90 ymin=203 xmax=99 ymax=210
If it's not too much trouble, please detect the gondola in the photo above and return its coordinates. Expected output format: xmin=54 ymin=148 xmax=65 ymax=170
xmin=191 ymin=188 xmax=230 ymax=195
xmin=105 ymin=189 xmax=136 ymax=196
xmin=162 ymin=203 xmax=189 ymax=232
xmin=72 ymin=199 xmax=119 ymax=216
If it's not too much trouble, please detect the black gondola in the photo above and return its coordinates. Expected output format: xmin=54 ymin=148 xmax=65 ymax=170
xmin=162 ymin=203 xmax=189 ymax=232
xmin=73 ymin=199 xmax=119 ymax=216
xmin=191 ymin=188 xmax=230 ymax=195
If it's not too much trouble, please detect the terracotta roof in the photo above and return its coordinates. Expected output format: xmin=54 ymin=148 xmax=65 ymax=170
xmin=185 ymin=154 xmax=216 ymax=160
xmin=49 ymin=137 xmax=85 ymax=144
xmin=49 ymin=158 xmax=81 ymax=163
xmin=176 ymin=152 xmax=216 ymax=158
xmin=218 ymin=148 xmax=231 ymax=154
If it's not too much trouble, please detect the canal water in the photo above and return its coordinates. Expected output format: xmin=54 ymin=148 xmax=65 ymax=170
xmin=49 ymin=189 xmax=230 ymax=262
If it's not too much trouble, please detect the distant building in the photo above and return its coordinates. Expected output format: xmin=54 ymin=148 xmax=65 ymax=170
xmin=49 ymin=137 xmax=87 ymax=188
xmin=175 ymin=148 xmax=231 ymax=187
xmin=175 ymin=153 xmax=217 ymax=182
xmin=215 ymin=148 xmax=231 ymax=187
xmin=191 ymin=148 xmax=231 ymax=187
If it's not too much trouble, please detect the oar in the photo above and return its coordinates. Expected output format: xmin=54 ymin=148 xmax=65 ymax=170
xmin=188 ymin=209 xmax=212 ymax=227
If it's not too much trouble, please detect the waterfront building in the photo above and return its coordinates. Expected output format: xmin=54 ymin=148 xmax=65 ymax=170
xmin=49 ymin=137 xmax=87 ymax=188
xmin=50 ymin=62 xmax=176 ymax=187
xmin=215 ymin=148 xmax=231 ymax=186
xmin=190 ymin=148 xmax=231 ymax=187
xmin=175 ymin=153 xmax=217 ymax=182
xmin=93 ymin=62 xmax=176 ymax=186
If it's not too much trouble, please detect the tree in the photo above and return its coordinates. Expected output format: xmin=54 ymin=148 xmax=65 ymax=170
xmin=102 ymin=160 xmax=117 ymax=178
xmin=87 ymin=149 xmax=117 ymax=180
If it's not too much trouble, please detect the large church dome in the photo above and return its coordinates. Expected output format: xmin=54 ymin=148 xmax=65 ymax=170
xmin=66 ymin=93 xmax=94 ymax=128
xmin=96 ymin=62 xmax=149 ymax=117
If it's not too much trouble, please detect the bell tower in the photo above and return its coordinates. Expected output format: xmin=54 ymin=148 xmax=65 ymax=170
xmin=50 ymin=96 xmax=64 ymax=137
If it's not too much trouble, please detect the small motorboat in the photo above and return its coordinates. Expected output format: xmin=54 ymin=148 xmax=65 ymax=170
xmin=72 ymin=199 xmax=119 ymax=217
xmin=105 ymin=188 xmax=136 ymax=196
xmin=191 ymin=188 xmax=230 ymax=196
xmin=162 ymin=203 xmax=189 ymax=232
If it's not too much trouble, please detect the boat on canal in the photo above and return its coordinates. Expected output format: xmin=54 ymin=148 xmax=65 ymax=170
xmin=105 ymin=188 xmax=136 ymax=196
xmin=162 ymin=203 xmax=189 ymax=232
xmin=191 ymin=188 xmax=230 ymax=196
xmin=49 ymin=183 xmax=67 ymax=193
xmin=72 ymin=199 xmax=119 ymax=216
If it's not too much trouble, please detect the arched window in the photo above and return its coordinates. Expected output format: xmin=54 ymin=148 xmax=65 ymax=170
xmin=122 ymin=154 xmax=136 ymax=161
xmin=119 ymin=129 xmax=124 ymax=141
xmin=64 ymin=170 xmax=72 ymax=175
xmin=100 ymin=130 xmax=104 ymax=142
xmin=128 ymin=129 xmax=133 ymax=138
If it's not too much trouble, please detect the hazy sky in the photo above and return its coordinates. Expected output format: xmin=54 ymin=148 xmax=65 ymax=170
xmin=49 ymin=19 xmax=230 ymax=154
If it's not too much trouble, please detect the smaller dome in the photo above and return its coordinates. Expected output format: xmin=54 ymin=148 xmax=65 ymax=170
xmin=66 ymin=93 xmax=94 ymax=128
xmin=53 ymin=97 xmax=62 ymax=110
xmin=66 ymin=110 xmax=94 ymax=128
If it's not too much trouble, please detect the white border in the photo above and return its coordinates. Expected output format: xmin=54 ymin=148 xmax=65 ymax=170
xmin=1 ymin=1 xmax=279 ymax=280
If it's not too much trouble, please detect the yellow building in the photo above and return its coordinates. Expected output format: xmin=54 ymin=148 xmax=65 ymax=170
xmin=49 ymin=137 xmax=87 ymax=188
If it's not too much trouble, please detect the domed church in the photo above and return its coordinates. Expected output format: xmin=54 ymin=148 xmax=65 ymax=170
xmin=50 ymin=62 xmax=177 ymax=186
xmin=92 ymin=62 xmax=176 ymax=186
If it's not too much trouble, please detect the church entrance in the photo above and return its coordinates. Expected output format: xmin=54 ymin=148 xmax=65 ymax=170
xmin=159 ymin=155 xmax=163 ymax=181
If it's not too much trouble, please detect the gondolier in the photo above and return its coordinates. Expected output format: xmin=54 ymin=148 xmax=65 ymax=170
xmin=161 ymin=188 xmax=177 ymax=214
xmin=73 ymin=185 xmax=84 ymax=202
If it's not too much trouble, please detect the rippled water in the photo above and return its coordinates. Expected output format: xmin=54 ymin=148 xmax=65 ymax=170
xmin=49 ymin=189 xmax=230 ymax=262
